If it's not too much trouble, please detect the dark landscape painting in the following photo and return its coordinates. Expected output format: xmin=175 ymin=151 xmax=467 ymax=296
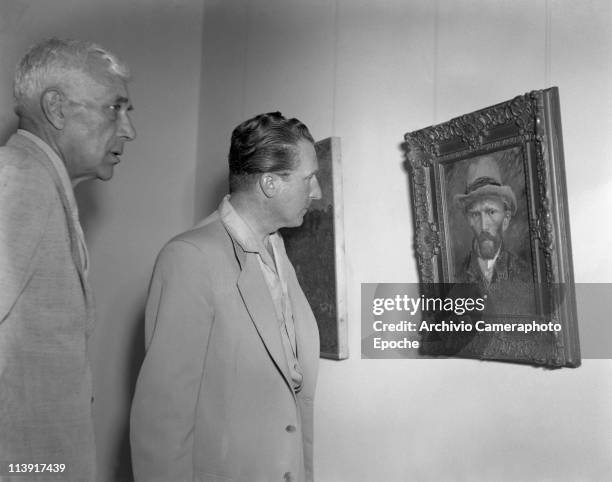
xmin=281 ymin=137 xmax=348 ymax=359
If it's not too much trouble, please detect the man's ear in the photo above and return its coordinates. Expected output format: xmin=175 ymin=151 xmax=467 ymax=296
xmin=502 ymin=211 xmax=511 ymax=232
xmin=40 ymin=89 xmax=66 ymax=130
xmin=259 ymin=173 xmax=278 ymax=198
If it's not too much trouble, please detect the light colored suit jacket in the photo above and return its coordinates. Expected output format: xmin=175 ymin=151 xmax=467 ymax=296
xmin=0 ymin=132 xmax=95 ymax=480
xmin=130 ymin=208 xmax=320 ymax=482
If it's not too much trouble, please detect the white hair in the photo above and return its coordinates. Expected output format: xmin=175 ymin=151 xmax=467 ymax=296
xmin=13 ymin=38 xmax=130 ymax=117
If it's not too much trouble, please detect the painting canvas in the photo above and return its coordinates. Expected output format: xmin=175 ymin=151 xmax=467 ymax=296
xmin=281 ymin=137 xmax=348 ymax=360
xmin=404 ymin=87 xmax=580 ymax=367
xmin=444 ymin=146 xmax=533 ymax=284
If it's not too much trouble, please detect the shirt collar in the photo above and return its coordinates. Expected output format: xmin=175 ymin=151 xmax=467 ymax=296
xmin=219 ymin=194 xmax=282 ymax=257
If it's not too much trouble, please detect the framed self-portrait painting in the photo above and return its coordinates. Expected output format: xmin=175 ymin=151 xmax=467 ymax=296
xmin=282 ymin=137 xmax=348 ymax=360
xmin=404 ymin=87 xmax=580 ymax=368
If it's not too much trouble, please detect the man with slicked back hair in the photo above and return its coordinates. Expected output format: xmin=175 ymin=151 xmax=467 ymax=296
xmin=131 ymin=112 xmax=320 ymax=482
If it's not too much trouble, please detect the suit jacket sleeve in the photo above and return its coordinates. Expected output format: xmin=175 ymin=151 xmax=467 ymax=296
xmin=130 ymin=240 xmax=214 ymax=482
xmin=0 ymin=160 xmax=53 ymax=323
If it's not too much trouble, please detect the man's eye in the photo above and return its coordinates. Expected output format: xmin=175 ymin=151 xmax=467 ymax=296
xmin=109 ymin=104 xmax=121 ymax=112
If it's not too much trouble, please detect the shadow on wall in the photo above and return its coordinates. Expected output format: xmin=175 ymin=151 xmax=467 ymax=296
xmin=113 ymin=305 xmax=145 ymax=482
xmin=400 ymin=139 xmax=419 ymax=277
xmin=196 ymin=175 xmax=230 ymax=222
xmin=0 ymin=119 xmax=17 ymax=145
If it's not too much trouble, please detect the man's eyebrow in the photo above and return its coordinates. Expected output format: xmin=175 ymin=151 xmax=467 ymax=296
xmin=113 ymin=96 xmax=131 ymax=105
xmin=114 ymin=96 xmax=134 ymax=111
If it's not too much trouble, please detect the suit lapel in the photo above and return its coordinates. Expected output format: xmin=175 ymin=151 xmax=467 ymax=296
xmin=232 ymin=238 xmax=294 ymax=394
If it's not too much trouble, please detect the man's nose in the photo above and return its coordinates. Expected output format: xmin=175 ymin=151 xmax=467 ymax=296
xmin=481 ymin=214 xmax=495 ymax=233
xmin=310 ymin=176 xmax=322 ymax=200
xmin=472 ymin=213 xmax=486 ymax=233
xmin=118 ymin=113 xmax=136 ymax=141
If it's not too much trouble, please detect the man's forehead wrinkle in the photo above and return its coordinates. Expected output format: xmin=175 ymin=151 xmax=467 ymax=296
xmin=62 ymin=70 xmax=127 ymax=102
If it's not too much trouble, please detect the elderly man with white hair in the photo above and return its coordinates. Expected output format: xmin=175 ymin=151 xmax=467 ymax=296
xmin=0 ymin=38 xmax=135 ymax=479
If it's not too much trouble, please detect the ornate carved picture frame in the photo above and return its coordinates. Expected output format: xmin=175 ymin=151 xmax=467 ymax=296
xmin=404 ymin=88 xmax=580 ymax=367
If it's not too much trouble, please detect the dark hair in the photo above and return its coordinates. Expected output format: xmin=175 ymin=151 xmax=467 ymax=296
xmin=228 ymin=111 xmax=314 ymax=192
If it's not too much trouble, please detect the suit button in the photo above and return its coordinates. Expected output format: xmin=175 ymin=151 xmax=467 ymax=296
xmin=285 ymin=424 xmax=296 ymax=433
xmin=283 ymin=472 xmax=293 ymax=481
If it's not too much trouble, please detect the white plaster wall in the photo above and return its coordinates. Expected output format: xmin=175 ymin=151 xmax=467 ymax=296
xmin=198 ymin=1 xmax=612 ymax=481
xmin=1 ymin=0 xmax=611 ymax=480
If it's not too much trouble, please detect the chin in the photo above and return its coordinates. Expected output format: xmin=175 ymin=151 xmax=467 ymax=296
xmin=283 ymin=217 xmax=304 ymax=229
xmin=97 ymin=166 xmax=115 ymax=181
xmin=478 ymin=241 xmax=498 ymax=259
xmin=96 ymin=173 xmax=114 ymax=182
xmin=295 ymin=213 xmax=308 ymax=227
